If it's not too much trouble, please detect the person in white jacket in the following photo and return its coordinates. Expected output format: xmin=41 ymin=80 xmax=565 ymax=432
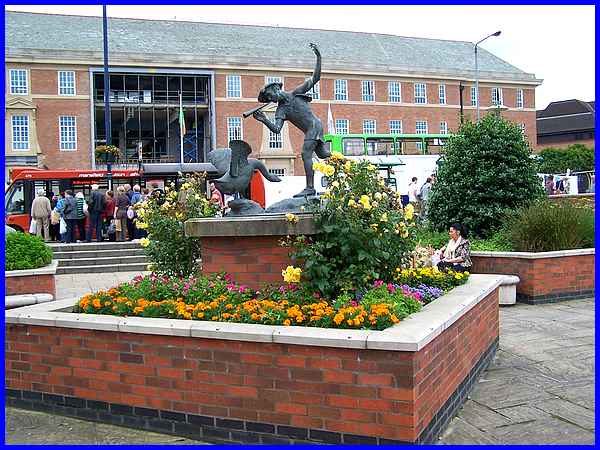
xmin=30 ymin=189 xmax=52 ymax=241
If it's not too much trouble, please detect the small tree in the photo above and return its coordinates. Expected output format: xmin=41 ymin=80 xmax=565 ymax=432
xmin=427 ymin=113 xmax=544 ymax=237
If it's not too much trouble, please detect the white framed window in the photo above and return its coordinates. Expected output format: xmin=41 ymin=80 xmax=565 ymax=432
xmin=58 ymin=71 xmax=76 ymax=96
xmin=363 ymin=119 xmax=376 ymax=134
xmin=438 ymin=84 xmax=446 ymax=104
xmin=334 ymin=79 xmax=348 ymax=101
xmin=267 ymin=113 xmax=283 ymax=149
xmin=335 ymin=119 xmax=349 ymax=134
xmin=470 ymin=86 xmax=478 ymax=106
xmin=9 ymin=69 xmax=28 ymax=95
xmin=491 ymin=87 xmax=503 ymax=106
xmin=227 ymin=117 xmax=243 ymax=143
xmin=389 ymin=120 xmax=402 ymax=134
xmin=59 ymin=116 xmax=77 ymax=151
xmin=415 ymin=120 xmax=428 ymax=134
xmin=226 ymin=75 xmax=241 ymax=98
xmin=519 ymin=123 xmax=526 ymax=135
xmin=269 ymin=168 xmax=286 ymax=177
xmin=265 ymin=75 xmax=283 ymax=88
xmin=361 ymin=80 xmax=375 ymax=102
xmin=388 ymin=81 xmax=401 ymax=103
xmin=308 ymin=81 xmax=320 ymax=100
xmin=11 ymin=115 xmax=29 ymax=150
xmin=516 ymin=89 xmax=524 ymax=108
xmin=414 ymin=83 xmax=427 ymax=104
xmin=440 ymin=121 xmax=448 ymax=135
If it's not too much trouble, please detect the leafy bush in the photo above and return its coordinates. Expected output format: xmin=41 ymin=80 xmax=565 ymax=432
xmin=5 ymin=232 xmax=53 ymax=271
xmin=427 ymin=113 xmax=544 ymax=237
xmin=416 ymin=226 xmax=513 ymax=252
xmin=134 ymin=174 xmax=220 ymax=277
xmin=505 ymin=201 xmax=595 ymax=252
xmin=288 ymin=154 xmax=417 ymax=298
xmin=536 ymin=144 xmax=594 ymax=173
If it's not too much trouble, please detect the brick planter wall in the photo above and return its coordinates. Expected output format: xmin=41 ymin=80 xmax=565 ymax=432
xmin=5 ymin=276 xmax=501 ymax=444
xmin=471 ymin=249 xmax=594 ymax=304
xmin=5 ymin=261 xmax=58 ymax=299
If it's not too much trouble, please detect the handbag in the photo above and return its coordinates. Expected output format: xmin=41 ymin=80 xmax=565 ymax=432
xmin=29 ymin=220 xmax=37 ymax=234
xmin=50 ymin=210 xmax=60 ymax=225
xmin=107 ymin=219 xmax=116 ymax=235
xmin=59 ymin=218 xmax=67 ymax=235
xmin=115 ymin=218 xmax=122 ymax=232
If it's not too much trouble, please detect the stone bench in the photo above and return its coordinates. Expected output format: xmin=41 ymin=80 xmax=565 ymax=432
xmin=499 ymin=275 xmax=520 ymax=305
xmin=5 ymin=294 xmax=54 ymax=310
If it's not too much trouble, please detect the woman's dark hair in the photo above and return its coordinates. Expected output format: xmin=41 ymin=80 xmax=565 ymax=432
xmin=449 ymin=223 xmax=468 ymax=239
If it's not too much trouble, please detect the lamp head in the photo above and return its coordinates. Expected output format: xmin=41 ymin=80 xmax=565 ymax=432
xmin=493 ymin=31 xmax=501 ymax=36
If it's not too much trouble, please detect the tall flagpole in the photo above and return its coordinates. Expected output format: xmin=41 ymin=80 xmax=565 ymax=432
xmin=102 ymin=5 xmax=113 ymax=191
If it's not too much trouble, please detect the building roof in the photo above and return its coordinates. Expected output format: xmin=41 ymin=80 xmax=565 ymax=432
xmin=536 ymin=99 xmax=595 ymax=136
xmin=5 ymin=11 xmax=540 ymax=83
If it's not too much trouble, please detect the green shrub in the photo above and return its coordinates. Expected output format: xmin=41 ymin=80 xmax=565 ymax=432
xmin=427 ymin=113 xmax=544 ymax=237
xmin=536 ymin=144 xmax=594 ymax=173
xmin=470 ymin=230 xmax=513 ymax=252
xmin=5 ymin=232 xmax=53 ymax=271
xmin=415 ymin=227 xmax=448 ymax=249
xmin=505 ymin=201 xmax=595 ymax=252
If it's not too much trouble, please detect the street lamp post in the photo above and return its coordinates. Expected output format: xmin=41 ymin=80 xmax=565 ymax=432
xmin=475 ymin=30 xmax=501 ymax=122
xmin=102 ymin=6 xmax=113 ymax=191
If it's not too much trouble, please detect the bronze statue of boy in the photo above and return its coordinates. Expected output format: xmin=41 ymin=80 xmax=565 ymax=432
xmin=252 ymin=42 xmax=330 ymax=198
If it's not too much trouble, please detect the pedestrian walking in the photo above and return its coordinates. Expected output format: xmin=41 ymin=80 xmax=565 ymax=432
xmin=30 ymin=189 xmax=52 ymax=241
xmin=86 ymin=184 xmax=106 ymax=243
xmin=419 ymin=177 xmax=433 ymax=219
xmin=114 ymin=186 xmax=130 ymax=242
xmin=127 ymin=184 xmax=142 ymax=240
xmin=408 ymin=177 xmax=419 ymax=204
xmin=62 ymin=190 xmax=78 ymax=244
xmin=75 ymin=192 xmax=87 ymax=242
xmin=49 ymin=193 xmax=61 ymax=242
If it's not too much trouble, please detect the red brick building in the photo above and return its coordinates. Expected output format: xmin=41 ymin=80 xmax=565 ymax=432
xmin=5 ymin=11 xmax=542 ymax=179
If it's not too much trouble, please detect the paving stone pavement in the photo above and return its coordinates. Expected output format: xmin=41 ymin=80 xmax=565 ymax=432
xmin=6 ymin=271 xmax=596 ymax=444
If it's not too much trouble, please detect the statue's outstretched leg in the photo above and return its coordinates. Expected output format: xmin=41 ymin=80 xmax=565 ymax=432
xmin=293 ymin=140 xmax=318 ymax=198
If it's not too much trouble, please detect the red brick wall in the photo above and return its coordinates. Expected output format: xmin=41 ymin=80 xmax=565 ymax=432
xmin=5 ymin=273 xmax=56 ymax=298
xmin=200 ymin=236 xmax=292 ymax=289
xmin=471 ymin=253 xmax=594 ymax=299
xmin=4 ymin=288 xmax=498 ymax=442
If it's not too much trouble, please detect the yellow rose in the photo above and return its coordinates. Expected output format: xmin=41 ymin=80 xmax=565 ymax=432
xmin=331 ymin=181 xmax=340 ymax=188
xmin=330 ymin=152 xmax=345 ymax=161
xmin=404 ymin=203 xmax=414 ymax=220
xmin=139 ymin=237 xmax=150 ymax=248
xmin=282 ymin=266 xmax=302 ymax=284
xmin=348 ymin=199 xmax=356 ymax=207
xmin=285 ymin=213 xmax=298 ymax=224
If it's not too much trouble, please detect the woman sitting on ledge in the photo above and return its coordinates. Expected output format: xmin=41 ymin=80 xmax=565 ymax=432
xmin=435 ymin=223 xmax=472 ymax=273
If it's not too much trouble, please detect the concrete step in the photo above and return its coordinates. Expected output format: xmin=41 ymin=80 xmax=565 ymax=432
xmin=49 ymin=241 xmax=142 ymax=252
xmin=56 ymin=262 xmax=149 ymax=275
xmin=56 ymin=255 xmax=148 ymax=267
xmin=52 ymin=248 xmax=147 ymax=260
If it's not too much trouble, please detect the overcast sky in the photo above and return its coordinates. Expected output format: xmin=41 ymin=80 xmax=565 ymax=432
xmin=5 ymin=5 xmax=595 ymax=110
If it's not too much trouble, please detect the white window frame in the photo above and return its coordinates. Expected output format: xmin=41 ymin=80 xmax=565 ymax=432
xmin=11 ymin=115 xmax=30 ymax=151
xmin=334 ymin=79 xmax=348 ymax=101
xmin=388 ymin=81 xmax=401 ymax=103
xmin=470 ymin=86 xmax=478 ymax=106
xmin=516 ymin=89 xmax=524 ymax=108
xmin=389 ymin=120 xmax=402 ymax=134
xmin=438 ymin=84 xmax=446 ymax=105
xmin=440 ymin=121 xmax=448 ymax=135
xmin=414 ymin=83 xmax=427 ymax=104
xmin=363 ymin=119 xmax=376 ymax=134
xmin=227 ymin=117 xmax=243 ymax=143
xmin=267 ymin=112 xmax=283 ymax=150
xmin=415 ymin=120 xmax=428 ymax=134
xmin=269 ymin=168 xmax=286 ymax=177
xmin=361 ymin=80 xmax=375 ymax=102
xmin=519 ymin=123 xmax=526 ymax=135
xmin=265 ymin=75 xmax=283 ymax=88
xmin=59 ymin=116 xmax=77 ymax=151
xmin=308 ymin=81 xmax=320 ymax=100
xmin=9 ymin=69 xmax=28 ymax=95
xmin=491 ymin=87 xmax=503 ymax=106
xmin=226 ymin=75 xmax=242 ymax=98
xmin=335 ymin=119 xmax=349 ymax=135
xmin=58 ymin=71 xmax=76 ymax=96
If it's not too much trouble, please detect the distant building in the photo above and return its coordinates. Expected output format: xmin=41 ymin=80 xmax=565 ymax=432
xmin=5 ymin=11 xmax=542 ymax=179
xmin=536 ymin=99 xmax=595 ymax=149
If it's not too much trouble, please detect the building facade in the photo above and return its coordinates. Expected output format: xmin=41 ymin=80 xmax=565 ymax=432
xmin=5 ymin=11 xmax=542 ymax=179
xmin=536 ymin=99 xmax=595 ymax=149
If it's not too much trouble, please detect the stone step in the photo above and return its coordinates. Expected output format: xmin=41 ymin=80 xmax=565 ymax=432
xmin=52 ymin=248 xmax=147 ymax=260
xmin=48 ymin=241 xmax=142 ymax=252
xmin=56 ymin=255 xmax=148 ymax=267
xmin=56 ymin=262 xmax=149 ymax=275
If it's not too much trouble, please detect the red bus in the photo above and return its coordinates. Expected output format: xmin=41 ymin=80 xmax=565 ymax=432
xmin=5 ymin=166 xmax=266 ymax=232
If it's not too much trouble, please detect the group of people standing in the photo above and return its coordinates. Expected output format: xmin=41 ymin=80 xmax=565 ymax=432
xmin=30 ymin=183 xmax=151 ymax=244
xmin=407 ymin=173 xmax=436 ymax=219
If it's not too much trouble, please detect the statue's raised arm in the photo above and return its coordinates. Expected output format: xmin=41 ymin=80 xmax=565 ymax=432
xmin=293 ymin=43 xmax=321 ymax=95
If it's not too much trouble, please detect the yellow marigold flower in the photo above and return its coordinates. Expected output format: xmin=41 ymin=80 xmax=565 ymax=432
xmin=359 ymin=195 xmax=371 ymax=210
xmin=283 ymin=319 xmax=291 ymax=326
xmin=176 ymin=212 xmax=184 ymax=220
xmin=282 ymin=266 xmax=302 ymax=284
xmin=139 ymin=237 xmax=150 ymax=248
xmin=348 ymin=199 xmax=356 ymax=207
xmin=404 ymin=203 xmax=414 ymax=220
xmin=322 ymin=164 xmax=335 ymax=177
xmin=92 ymin=298 xmax=101 ymax=309
xmin=344 ymin=161 xmax=353 ymax=172
xmin=285 ymin=213 xmax=299 ymax=224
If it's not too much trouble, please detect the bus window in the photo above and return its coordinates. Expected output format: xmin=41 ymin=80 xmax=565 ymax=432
xmin=366 ymin=138 xmax=394 ymax=156
xmin=402 ymin=141 xmax=423 ymax=155
xmin=342 ymin=138 xmax=365 ymax=156
xmin=6 ymin=181 xmax=25 ymax=214
xmin=427 ymin=138 xmax=446 ymax=155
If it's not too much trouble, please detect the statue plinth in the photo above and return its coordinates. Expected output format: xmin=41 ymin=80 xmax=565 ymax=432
xmin=184 ymin=214 xmax=316 ymax=289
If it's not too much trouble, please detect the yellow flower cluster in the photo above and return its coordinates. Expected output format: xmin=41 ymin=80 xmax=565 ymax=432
xmin=139 ymin=237 xmax=150 ymax=248
xmin=313 ymin=162 xmax=335 ymax=177
xmin=329 ymin=151 xmax=345 ymax=161
xmin=282 ymin=266 xmax=302 ymax=284
xmin=404 ymin=203 xmax=414 ymax=220
xmin=285 ymin=213 xmax=298 ymax=224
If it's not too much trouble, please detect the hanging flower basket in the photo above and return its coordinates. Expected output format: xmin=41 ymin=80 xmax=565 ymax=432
xmin=95 ymin=145 xmax=120 ymax=163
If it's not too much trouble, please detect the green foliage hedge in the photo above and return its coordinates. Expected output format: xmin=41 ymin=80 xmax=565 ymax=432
xmin=427 ymin=113 xmax=544 ymax=237
xmin=5 ymin=232 xmax=53 ymax=271
xmin=536 ymin=144 xmax=594 ymax=173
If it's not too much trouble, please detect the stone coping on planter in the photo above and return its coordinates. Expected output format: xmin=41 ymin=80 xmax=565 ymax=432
xmin=5 ymin=260 xmax=58 ymax=277
xmin=184 ymin=213 xmax=316 ymax=237
xmin=5 ymin=274 xmax=505 ymax=352
xmin=472 ymin=248 xmax=595 ymax=259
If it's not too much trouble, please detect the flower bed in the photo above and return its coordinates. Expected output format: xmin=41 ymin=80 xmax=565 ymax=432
xmin=73 ymin=268 xmax=468 ymax=331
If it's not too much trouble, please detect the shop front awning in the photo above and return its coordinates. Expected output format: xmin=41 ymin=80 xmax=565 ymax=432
xmin=141 ymin=162 xmax=219 ymax=176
